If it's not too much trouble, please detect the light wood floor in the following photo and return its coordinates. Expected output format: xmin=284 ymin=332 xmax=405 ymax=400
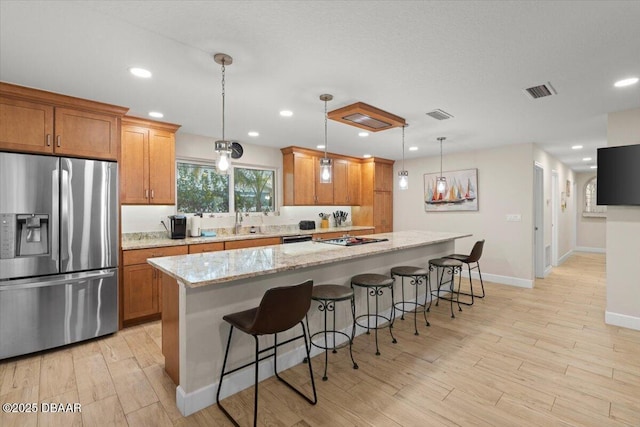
xmin=1 ymin=252 xmax=639 ymax=426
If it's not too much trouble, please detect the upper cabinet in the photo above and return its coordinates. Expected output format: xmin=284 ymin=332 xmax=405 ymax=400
xmin=120 ymin=117 xmax=181 ymax=205
xmin=352 ymin=157 xmax=395 ymax=234
xmin=333 ymin=159 xmax=361 ymax=205
xmin=0 ymin=82 xmax=127 ymax=160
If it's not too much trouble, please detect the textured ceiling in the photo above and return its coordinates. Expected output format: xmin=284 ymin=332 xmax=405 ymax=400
xmin=1 ymin=1 xmax=639 ymax=171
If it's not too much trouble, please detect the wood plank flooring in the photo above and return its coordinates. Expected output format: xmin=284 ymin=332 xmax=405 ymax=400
xmin=1 ymin=252 xmax=639 ymax=426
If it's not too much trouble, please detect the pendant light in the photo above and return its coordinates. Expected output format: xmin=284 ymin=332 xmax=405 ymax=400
xmin=214 ymin=53 xmax=233 ymax=172
xmin=398 ymin=124 xmax=408 ymax=190
xmin=319 ymin=94 xmax=333 ymax=184
xmin=436 ymin=137 xmax=447 ymax=194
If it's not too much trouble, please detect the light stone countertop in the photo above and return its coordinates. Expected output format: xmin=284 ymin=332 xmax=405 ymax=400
xmin=147 ymin=230 xmax=471 ymax=288
xmin=121 ymin=226 xmax=374 ymax=251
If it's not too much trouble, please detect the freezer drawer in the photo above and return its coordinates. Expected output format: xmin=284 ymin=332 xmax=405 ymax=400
xmin=0 ymin=268 xmax=118 ymax=359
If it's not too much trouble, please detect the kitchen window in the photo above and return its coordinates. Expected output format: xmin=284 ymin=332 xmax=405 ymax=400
xmin=176 ymin=161 xmax=275 ymax=214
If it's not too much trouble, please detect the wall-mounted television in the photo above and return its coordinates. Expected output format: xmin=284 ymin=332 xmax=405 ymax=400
xmin=597 ymin=144 xmax=640 ymax=206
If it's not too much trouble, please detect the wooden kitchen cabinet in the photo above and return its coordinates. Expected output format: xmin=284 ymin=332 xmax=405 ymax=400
xmin=333 ymin=159 xmax=361 ymax=205
xmin=282 ymin=148 xmax=334 ymax=205
xmin=351 ymin=157 xmax=395 ymax=233
xmin=224 ymin=237 xmax=281 ymax=250
xmin=120 ymin=117 xmax=181 ymax=205
xmin=121 ymin=245 xmax=187 ymax=325
xmin=374 ymin=191 xmax=393 ymax=233
xmin=188 ymin=242 xmax=225 ymax=253
xmin=374 ymin=162 xmax=393 ymax=192
xmin=0 ymin=83 xmax=127 ymax=160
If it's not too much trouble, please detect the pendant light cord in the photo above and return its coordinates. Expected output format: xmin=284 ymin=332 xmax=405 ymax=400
xmin=221 ymin=59 xmax=226 ymax=142
xmin=324 ymin=98 xmax=328 ymax=158
xmin=439 ymin=138 xmax=443 ymax=177
xmin=402 ymin=125 xmax=406 ymax=171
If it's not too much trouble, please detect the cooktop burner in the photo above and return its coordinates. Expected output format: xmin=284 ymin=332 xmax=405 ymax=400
xmin=318 ymin=237 xmax=388 ymax=246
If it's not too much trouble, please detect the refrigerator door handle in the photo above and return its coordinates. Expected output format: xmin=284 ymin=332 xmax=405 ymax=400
xmin=51 ymin=167 xmax=60 ymax=262
xmin=0 ymin=270 xmax=115 ymax=291
xmin=60 ymin=167 xmax=71 ymax=263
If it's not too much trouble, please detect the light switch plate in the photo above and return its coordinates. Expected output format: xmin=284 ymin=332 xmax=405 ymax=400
xmin=506 ymin=214 xmax=522 ymax=222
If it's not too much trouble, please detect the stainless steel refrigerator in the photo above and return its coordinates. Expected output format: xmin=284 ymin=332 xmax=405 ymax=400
xmin=0 ymin=152 xmax=118 ymax=359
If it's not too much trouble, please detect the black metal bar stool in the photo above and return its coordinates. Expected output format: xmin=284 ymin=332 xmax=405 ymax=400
xmin=390 ymin=266 xmax=430 ymax=335
xmin=428 ymin=258 xmax=463 ymax=318
xmin=351 ymin=273 xmax=397 ymax=356
xmin=216 ymin=280 xmax=317 ymax=427
xmin=444 ymin=239 xmax=486 ymax=305
xmin=304 ymin=284 xmax=358 ymax=381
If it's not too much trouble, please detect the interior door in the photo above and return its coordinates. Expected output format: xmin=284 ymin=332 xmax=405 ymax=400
xmin=534 ymin=164 xmax=544 ymax=278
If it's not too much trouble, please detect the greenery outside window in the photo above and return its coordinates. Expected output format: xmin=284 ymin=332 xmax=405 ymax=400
xmin=177 ymin=161 xmax=229 ymax=213
xmin=234 ymin=167 xmax=275 ymax=212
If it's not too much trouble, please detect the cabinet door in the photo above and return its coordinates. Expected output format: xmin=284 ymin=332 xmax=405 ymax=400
xmin=333 ymin=160 xmax=349 ymax=205
xmin=347 ymin=161 xmax=361 ymax=205
xmin=188 ymin=242 xmax=225 ymax=253
xmin=148 ymin=129 xmax=175 ymax=205
xmin=0 ymin=97 xmax=54 ymax=154
xmin=120 ymin=125 xmax=150 ymax=204
xmin=314 ymin=158 xmax=334 ymax=205
xmin=123 ymin=264 xmax=159 ymax=320
xmin=224 ymin=237 xmax=281 ymax=250
xmin=293 ymin=153 xmax=316 ymax=205
xmin=374 ymin=191 xmax=393 ymax=233
xmin=54 ymin=107 xmax=118 ymax=160
xmin=374 ymin=163 xmax=393 ymax=192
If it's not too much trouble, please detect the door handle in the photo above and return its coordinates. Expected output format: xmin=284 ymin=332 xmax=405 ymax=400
xmin=145 ymin=189 xmax=149 ymax=199
xmin=46 ymin=134 xmax=52 ymax=147
xmin=56 ymin=135 xmax=61 ymax=147
xmin=151 ymin=189 xmax=154 ymax=199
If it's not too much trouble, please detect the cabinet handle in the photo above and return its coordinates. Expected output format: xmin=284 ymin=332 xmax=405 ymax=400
xmin=145 ymin=189 xmax=149 ymax=199
xmin=46 ymin=134 xmax=52 ymax=147
xmin=151 ymin=189 xmax=155 ymax=199
xmin=56 ymin=135 xmax=61 ymax=147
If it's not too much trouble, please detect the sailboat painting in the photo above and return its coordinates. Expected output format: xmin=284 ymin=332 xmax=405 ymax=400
xmin=424 ymin=168 xmax=478 ymax=212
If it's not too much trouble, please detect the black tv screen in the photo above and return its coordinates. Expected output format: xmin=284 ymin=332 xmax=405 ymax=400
xmin=597 ymin=144 xmax=640 ymax=206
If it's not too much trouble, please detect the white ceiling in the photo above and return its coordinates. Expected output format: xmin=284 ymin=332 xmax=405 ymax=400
xmin=1 ymin=1 xmax=639 ymax=172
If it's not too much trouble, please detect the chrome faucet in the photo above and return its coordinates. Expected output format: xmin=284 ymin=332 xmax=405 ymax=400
xmin=234 ymin=211 xmax=243 ymax=234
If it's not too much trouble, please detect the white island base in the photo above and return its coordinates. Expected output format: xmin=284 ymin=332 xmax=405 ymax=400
xmin=150 ymin=231 xmax=470 ymax=416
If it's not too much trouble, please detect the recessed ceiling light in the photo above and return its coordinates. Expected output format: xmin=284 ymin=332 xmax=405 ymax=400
xmin=409 ymin=146 xmax=418 ymax=151
xmin=280 ymin=110 xmax=293 ymax=117
xmin=590 ymin=165 xmax=597 ymax=169
xmin=148 ymin=111 xmax=164 ymax=118
xmin=358 ymin=132 xmax=369 ymax=137
xmin=614 ymin=77 xmax=639 ymax=87
xmin=317 ymin=144 xmax=325 ymax=149
xmin=582 ymin=157 xmax=592 ymax=161
xmin=129 ymin=67 xmax=152 ymax=78
xmin=571 ymin=145 xmax=583 ymax=150
xmin=248 ymin=131 xmax=259 ymax=137
xmin=363 ymin=154 xmax=372 ymax=158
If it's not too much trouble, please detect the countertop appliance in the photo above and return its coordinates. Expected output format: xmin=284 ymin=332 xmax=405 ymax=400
xmin=0 ymin=152 xmax=118 ymax=359
xmin=299 ymin=220 xmax=316 ymax=230
xmin=318 ymin=237 xmax=388 ymax=246
xmin=169 ymin=215 xmax=187 ymax=239
xmin=281 ymin=234 xmax=313 ymax=244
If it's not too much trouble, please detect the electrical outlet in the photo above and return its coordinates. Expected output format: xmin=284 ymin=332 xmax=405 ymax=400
xmin=506 ymin=214 xmax=522 ymax=222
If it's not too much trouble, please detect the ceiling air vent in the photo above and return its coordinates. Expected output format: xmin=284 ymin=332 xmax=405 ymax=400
xmin=328 ymin=102 xmax=405 ymax=132
xmin=524 ymin=82 xmax=557 ymax=99
xmin=426 ymin=109 xmax=453 ymax=120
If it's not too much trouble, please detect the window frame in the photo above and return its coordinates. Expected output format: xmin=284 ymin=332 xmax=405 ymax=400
xmin=233 ymin=165 xmax=277 ymax=213
xmin=582 ymin=176 xmax=606 ymax=217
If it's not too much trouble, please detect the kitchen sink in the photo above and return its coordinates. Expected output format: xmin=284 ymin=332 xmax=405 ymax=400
xmin=317 ymin=237 xmax=388 ymax=246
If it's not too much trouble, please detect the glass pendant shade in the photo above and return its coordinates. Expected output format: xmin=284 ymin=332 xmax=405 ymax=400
xmin=436 ymin=177 xmax=446 ymax=194
xmin=398 ymin=170 xmax=408 ymax=190
xmin=319 ymin=157 xmax=332 ymax=183
xmin=215 ymin=140 xmax=231 ymax=172
xmin=214 ymin=53 xmax=233 ymax=173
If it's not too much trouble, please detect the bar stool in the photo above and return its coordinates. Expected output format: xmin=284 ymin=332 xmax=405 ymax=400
xmin=351 ymin=273 xmax=397 ymax=356
xmin=444 ymin=239 xmax=486 ymax=305
xmin=216 ymin=280 xmax=317 ymax=427
xmin=304 ymin=284 xmax=358 ymax=381
xmin=390 ymin=266 xmax=430 ymax=335
xmin=428 ymin=258 xmax=463 ymax=318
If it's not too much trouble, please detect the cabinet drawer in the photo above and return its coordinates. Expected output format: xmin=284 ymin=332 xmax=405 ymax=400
xmin=123 ymin=245 xmax=188 ymax=266
xmin=188 ymin=242 xmax=224 ymax=254
xmin=224 ymin=237 xmax=281 ymax=250
xmin=313 ymin=231 xmax=347 ymax=240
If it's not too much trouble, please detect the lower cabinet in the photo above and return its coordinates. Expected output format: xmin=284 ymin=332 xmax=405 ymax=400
xmin=224 ymin=237 xmax=281 ymax=250
xmin=121 ymin=245 xmax=188 ymax=325
xmin=312 ymin=229 xmax=374 ymax=240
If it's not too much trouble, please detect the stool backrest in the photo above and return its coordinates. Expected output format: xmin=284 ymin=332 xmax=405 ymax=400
xmin=467 ymin=239 xmax=485 ymax=263
xmin=251 ymin=280 xmax=313 ymax=334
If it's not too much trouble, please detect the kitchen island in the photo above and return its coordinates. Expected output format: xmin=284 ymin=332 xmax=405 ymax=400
xmin=148 ymin=230 xmax=470 ymax=416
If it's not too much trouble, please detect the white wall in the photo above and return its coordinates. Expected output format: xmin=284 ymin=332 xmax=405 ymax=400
xmin=575 ymin=172 xmax=606 ymax=251
xmin=533 ymin=146 xmax=576 ymax=263
xmin=121 ymin=132 xmax=351 ymax=233
xmin=393 ymin=143 xmax=535 ymax=286
xmin=605 ymin=107 xmax=640 ymax=330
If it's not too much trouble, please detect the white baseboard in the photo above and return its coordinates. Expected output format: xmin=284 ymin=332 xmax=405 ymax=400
xmin=575 ymin=246 xmax=606 ymax=254
xmin=460 ymin=270 xmax=533 ymax=289
xmin=605 ymin=311 xmax=640 ymax=331
xmin=558 ymin=250 xmax=573 ymax=265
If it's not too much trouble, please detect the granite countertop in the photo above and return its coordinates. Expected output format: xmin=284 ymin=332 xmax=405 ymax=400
xmin=121 ymin=226 xmax=374 ymax=250
xmin=147 ymin=230 xmax=471 ymax=288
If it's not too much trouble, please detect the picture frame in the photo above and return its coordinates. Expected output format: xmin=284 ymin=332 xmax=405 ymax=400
xmin=566 ymin=179 xmax=571 ymax=197
xmin=424 ymin=168 xmax=478 ymax=212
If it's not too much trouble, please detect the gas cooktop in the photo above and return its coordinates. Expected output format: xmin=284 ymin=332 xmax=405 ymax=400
xmin=318 ymin=237 xmax=388 ymax=246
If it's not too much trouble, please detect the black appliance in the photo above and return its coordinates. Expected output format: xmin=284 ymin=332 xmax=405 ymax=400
xmin=597 ymin=144 xmax=640 ymax=206
xmin=318 ymin=237 xmax=388 ymax=246
xmin=169 ymin=215 xmax=187 ymax=239
xmin=281 ymin=235 xmax=313 ymax=244
xmin=299 ymin=220 xmax=316 ymax=230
